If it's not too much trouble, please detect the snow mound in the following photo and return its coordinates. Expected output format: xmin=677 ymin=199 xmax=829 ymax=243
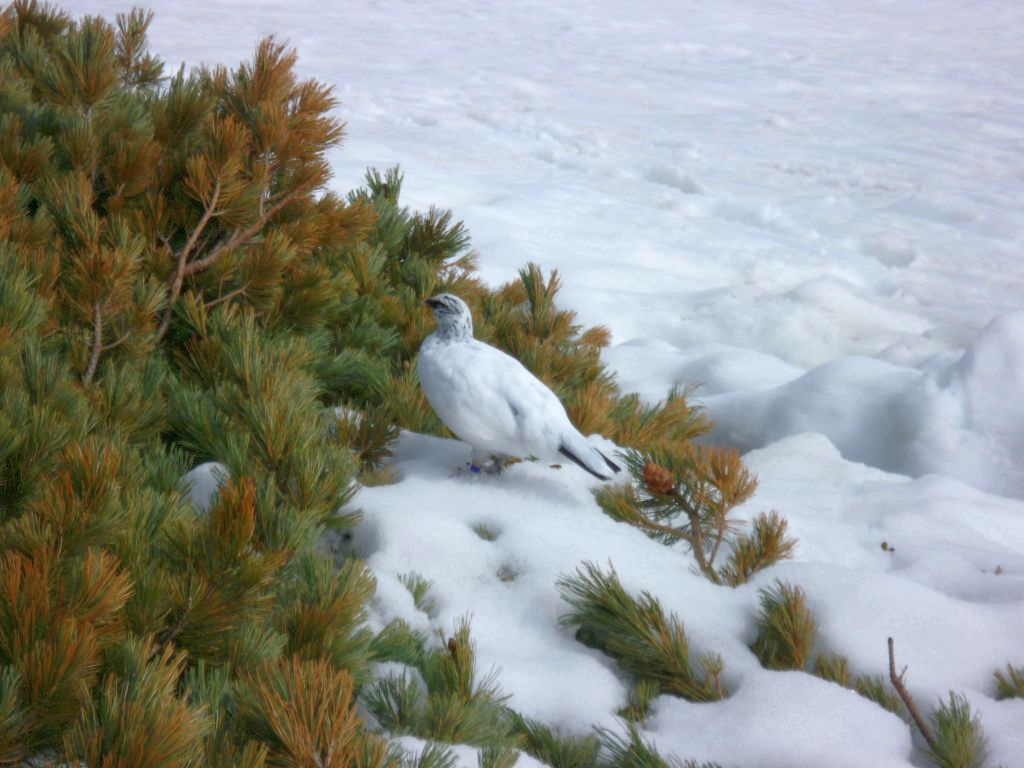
xmin=603 ymin=338 xmax=803 ymax=402
xmin=686 ymin=312 xmax=1024 ymax=500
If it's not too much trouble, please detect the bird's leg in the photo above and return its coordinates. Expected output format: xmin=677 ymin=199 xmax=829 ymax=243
xmin=469 ymin=448 xmax=505 ymax=474
xmin=469 ymin=448 xmax=490 ymax=474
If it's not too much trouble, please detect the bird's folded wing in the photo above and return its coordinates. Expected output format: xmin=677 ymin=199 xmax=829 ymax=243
xmin=447 ymin=342 xmax=566 ymax=452
xmin=470 ymin=343 xmax=569 ymax=446
xmin=421 ymin=343 xmax=523 ymax=447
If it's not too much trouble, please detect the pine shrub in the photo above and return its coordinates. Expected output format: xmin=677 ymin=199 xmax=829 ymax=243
xmin=0 ymin=3 xmax=390 ymax=761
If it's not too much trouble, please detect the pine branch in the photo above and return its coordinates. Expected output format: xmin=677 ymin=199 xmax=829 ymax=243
xmin=152 ymin=593 xmax=195 ymax=659
xmin=157 ymin=179 xmax=221 ymax=340
xmin=608 ymin=450 xmax=761 ymax=584
xmin=639 ymin=489 xmax=716 ymax=582
xmin=707 ymin=508 xmax=729 ymax=568
xmin=101 ymin=330 xmax=134 ymax=352
xmin=83 ymin=301 xmax=104 ymax=384
xmin=182 ymin=183 xmax=309 ymax=279
xmin=157 ymin=182 xmax=311 ymax=339
xmin=204 ymin=284 xmax=248 ymax=310
xmin=887 ymin=637 xmax=937 ymax=751
xmin=671 ymin=486 xmax=713 ymax=579
xmin=614 ymin=501 xmax=698 ymax=550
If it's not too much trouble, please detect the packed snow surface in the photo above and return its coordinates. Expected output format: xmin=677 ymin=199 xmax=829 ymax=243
xmin=78 ymin=0 xmax=1024 ymax=765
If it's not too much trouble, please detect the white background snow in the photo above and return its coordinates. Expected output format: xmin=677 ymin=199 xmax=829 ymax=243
xmin=71 ymin=0 xmax=1024 ymax=765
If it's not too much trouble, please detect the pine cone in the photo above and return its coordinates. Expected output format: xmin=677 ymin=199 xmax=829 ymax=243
xmin=643 ymin=462 xmax=676 ymax=495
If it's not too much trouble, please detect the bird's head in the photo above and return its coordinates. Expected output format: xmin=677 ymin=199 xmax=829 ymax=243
xmin=424 ymin=293 xmax=474 ymax=340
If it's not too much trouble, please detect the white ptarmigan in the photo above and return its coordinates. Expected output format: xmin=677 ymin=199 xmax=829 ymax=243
xmin=417 ymin=293 xmax=621 ymax=479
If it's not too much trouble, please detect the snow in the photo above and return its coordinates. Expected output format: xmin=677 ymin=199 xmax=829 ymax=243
xmin=706 ymin=312 xmax=1024 ymax=499
xmin=648 ymin=672 xmax=913 ymax=768
xmin=79 ymin=0 xmax=1024 ymax=764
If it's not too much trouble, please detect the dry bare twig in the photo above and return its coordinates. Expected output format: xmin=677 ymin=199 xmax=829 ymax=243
xmin=888 ymin=636 xmax=937 ymax=751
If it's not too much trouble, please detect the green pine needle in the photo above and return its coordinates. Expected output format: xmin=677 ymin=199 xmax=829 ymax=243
xmin=478 ymin=744 xmax=521 ymax=768
xmin=927 ymin=692 xmax=988 ymax=768
xmin=364 ymin=672 xmax=424 ymax=734
xmin=597 ymin=721 xmax=723 ymax=768
xmin=993 ymin=663 xmax=1024 ymax=699
xmin=812 ymin=654 xmax=904 ymax=717
xmin=399 ymin=572 xmax=439 ymax=617
xmin=618 ymin=679 xmax=662 ymax=723
xmin=812 ymin=653 xmax=851 ymax=686
xmin=364 ymin=618 xmax=516 ymax=751
xmin=509 ymin=711 xmax=600 ymax=768
xmin=558 ymin=562 xmax=725 ymax=702
xmin=0 ymin=667 xmax=27 ymax=766
xmin=369 ymin=619 xmax=428 ymax=667
xmin=751 ymin=581 xmax=817 ymax=671
xmin=852 ymin=674 xmax=904 ymax=717
xmin=404 ymin=742 xmax=460 ymax=768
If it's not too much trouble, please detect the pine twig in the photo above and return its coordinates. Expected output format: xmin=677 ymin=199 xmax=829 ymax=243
xmin=181 ymin=183 xmax=308 ymax=279
xmin=204 ymin=284 xmax=247 ymax=310
xmin=707 ymin=508 xmax=729 ymax=567
xmin=156 ymin=179 xmax=222 ymax=340
xmin=156 ymin=182 xmax=310 ymax=339
xmin=628 ymin=511 xmax=697 ymax=548
xmin=83 ymin=301 xmax=104 ymax=384
xmin=624 ymin=489 xmax=718 ymax=581
xmin=888 ymin=637 xmax=937 ymax=750
xmin=103 ymin=328 xmax=134 ymax=352
xmin=668 ymin=487 xmax=715 ymax=580
xmin=151 ymin=594 xmax=195 ymax=659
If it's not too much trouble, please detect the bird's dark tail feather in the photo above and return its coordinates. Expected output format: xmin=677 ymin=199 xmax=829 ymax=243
xmin=559 ymin=445 xmax=616 ymax=481
xmin=596 ymin=448 xmax=621 ymax=474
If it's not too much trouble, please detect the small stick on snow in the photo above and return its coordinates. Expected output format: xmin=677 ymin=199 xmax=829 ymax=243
xmin=887 ymin=636 xmax=937 ymax=751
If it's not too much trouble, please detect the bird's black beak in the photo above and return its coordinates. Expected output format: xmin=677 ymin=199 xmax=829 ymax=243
xmin=424 ymin=297 xmax=441 ymax=309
